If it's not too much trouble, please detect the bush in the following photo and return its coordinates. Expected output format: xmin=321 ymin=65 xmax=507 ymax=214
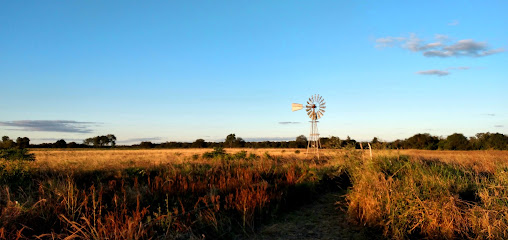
xmin=0 ymin=148 xmax=35 ymax=161
xmin=202 ymin=147 xmax=227 ymax=159
xmin=233 ymin=150 xmax=247 ymax=160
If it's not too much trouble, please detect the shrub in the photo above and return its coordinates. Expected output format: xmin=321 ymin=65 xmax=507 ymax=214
xmin=0 ymin=148 xmax=35 ymax=161
xmin=233 ymin=150 xmax=247 ymax=160
xmin=202 ymin=147 xmax=227 ymax=159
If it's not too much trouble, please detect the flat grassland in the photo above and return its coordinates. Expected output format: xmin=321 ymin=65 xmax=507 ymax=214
xmin=1 ymin=148 xmax=507 ymax=239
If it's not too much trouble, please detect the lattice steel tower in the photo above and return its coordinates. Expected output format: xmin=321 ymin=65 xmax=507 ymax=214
xmin=291 ymin=94 xmax=326 ymax=157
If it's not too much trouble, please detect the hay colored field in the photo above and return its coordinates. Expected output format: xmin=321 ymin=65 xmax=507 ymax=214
xmin=1 ymin=148 xmax=508 ymax=239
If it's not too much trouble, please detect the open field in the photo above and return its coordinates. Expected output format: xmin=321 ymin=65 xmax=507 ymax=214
xmin=1 ymin=148 xmax=508 ymax=239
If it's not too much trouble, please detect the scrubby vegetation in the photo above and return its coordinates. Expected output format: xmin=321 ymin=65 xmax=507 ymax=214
xmin=345 ymin=150 xmax=508 ymax=239
xmin=1 ymin=148 xmax=507 ymax=239
xmin=0 ymin=149 xmax=344 ymax=239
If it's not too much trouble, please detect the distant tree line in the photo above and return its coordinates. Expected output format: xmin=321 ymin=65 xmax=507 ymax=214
xmin=135 ymin=132 xmax=507 ymax=150
xmin=2 ymin=132 xmax=507 ymax=150
xmin=28 ymin=134 xmax=117 ymax=148
xmin=378 ymin=132 xmax=508 ymax=150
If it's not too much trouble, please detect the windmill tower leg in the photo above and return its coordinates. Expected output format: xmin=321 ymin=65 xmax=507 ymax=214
xmin=307 ymin=119 xmax=320 ymax=159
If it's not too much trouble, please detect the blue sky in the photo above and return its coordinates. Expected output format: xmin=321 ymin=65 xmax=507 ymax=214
xmin=1 ymin=1 xmax=507 ymax=144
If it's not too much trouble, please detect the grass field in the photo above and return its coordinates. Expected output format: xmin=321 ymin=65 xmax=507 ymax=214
xmin=1 ymin=148 xmax=508 ymax=239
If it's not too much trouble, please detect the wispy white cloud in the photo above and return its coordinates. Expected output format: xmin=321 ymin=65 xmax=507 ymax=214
xmin=0 ymin=120 xmax=98 ymax=133
xmin=494 ymin=125 xmax=504 ymax=128
xmin=417 ymin=66 xmax=470 ymax=77
xmin=376 ymin=34 xmax=504 ymax=58
xmin=243 ymin=137 xmax=296 ymax=142
xmin=279 ymin=122 xmax=301 ymax=125
xmin=117 ymin=137 xmax=163 ymax=144
xmin=375 ymin=36 xmax=405 ymax=48
xmin=447 ymin=66 xmax=471 ymax=70
xmin=416 ymin=70 xmax=450 ymax=76
xmin=448 ymin=20 xmax=459 ymax=26
xmin=425 ymin=39 xmax=506 ymax=57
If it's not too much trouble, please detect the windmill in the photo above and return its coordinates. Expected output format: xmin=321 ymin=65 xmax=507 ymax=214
xmin=292 ymin=94 xmax=326 ymax=157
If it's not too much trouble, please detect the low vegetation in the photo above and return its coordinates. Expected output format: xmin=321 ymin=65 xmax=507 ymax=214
xmin=0 ymin=148 xmax=344 ymax=239
xmin=0 ymin=148 xmax=507 ymax=239
xmin=346 ymin=150 xmax=508 ymax=239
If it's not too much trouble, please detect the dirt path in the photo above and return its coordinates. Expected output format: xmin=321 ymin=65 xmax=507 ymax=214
xmin=247 ymin=192 xmax=379 ymax=240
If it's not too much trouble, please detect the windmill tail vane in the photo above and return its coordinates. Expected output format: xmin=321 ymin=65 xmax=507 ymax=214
xmin=291 ymin=94 xmax=326 ymax=158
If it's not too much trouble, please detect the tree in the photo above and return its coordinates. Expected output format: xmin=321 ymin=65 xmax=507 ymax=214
xmin=405 ymin=133 xmax=439 ymax=150
xmin=295 ymin=135 xmax=307 ymax=148
xmin=325 ymin=136 xmax=341 ymax=149
xmin=236 ymin=137 xmax=246 ymax=148
xmin=16 ymin=137 xmax=30 ymax=149
xmin=225 ymin=134 xmax=237 ymax=148
xmin=472 ymin=132 xmax=508 ymax=150
xmin=83 ymin=135 xmax=116 ymax=147
xmin=107 ymin=134 xmax=117 ymax=147
xmin=342 ymin=136 xmax=357 ymax=148
xmin=54 ymin=139 xmax=67 ymax=148
xmin=139 ymin=141 xmax=154 ymax=148
xmin=1 ymin=136 xmax=15 ymax=149
xmin=83 ymin=138 xmax=93 ymax=146
xmin=444 ymin=133 xmax=469 ymax=150
xmin=192 ymin=139 xmax=207 ymax=148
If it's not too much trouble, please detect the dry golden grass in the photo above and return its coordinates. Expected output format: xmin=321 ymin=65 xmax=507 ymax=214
xmin=1 ymin=148 xmax=347 ymax=239
xmin=30 ymin=148 xmax=343 ymax=171
xmin=3 ymin=148 xmax=507 ymax=239
xmin=346 ymin=149 xmax=508 ymax=239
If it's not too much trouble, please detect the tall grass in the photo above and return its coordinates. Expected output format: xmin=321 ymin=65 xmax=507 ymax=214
xmin=345 ymin=150 xmax=508 ymax=239
xmin=2 ymin=148 xmax=507 ymax=239
xmin=0 ymin=149 xmax=344 ymax=239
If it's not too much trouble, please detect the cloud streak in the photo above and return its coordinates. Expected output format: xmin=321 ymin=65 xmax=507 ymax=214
xmin=243 ymin=137 xmax=295 ymax=142
xmin=116 ymin=137 xmax=163 ymax=145
xmin=416 ymin=66 xmax=470 ymax=76
xmin=279 ymin=122 xmax=301 ymax=125
xmin=448 ymin=20 xmax=459 ymax=26
xmin=376 ymin=34 xmax=504 ymax=58
xmin=0 ymin=120 xmax=98 ymax=133
xmin=416 ymin=70 xmax=450 ymax=76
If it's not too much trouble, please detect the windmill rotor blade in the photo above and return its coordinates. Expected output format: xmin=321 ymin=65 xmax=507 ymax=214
xmin=319 ymin=109 xmax=326 ymax=113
